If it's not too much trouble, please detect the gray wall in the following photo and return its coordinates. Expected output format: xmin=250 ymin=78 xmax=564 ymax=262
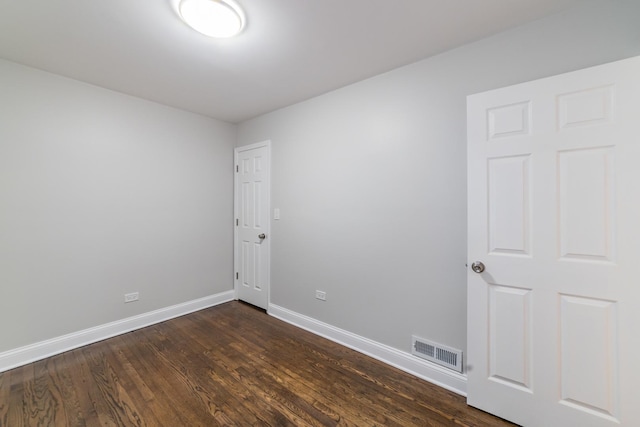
xmin=237 ymin=0 xmax=640 ymax=355
xmin=0 ymin=59 xmax=236 ymax=353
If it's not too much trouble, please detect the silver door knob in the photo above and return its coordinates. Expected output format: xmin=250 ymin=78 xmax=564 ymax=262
xmin=471 ymin=261 xmax=485 ymax=273
xmin=258 ymin=233 xmax=266 ymax=239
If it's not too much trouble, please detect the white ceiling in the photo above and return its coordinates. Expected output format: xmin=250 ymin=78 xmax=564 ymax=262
xmin=0 ymin=0 xmax=585 ymax=123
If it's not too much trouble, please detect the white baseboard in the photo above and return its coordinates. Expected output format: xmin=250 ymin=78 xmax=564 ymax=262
xmin=268 ymin=304 xmax=467 ymax=396
xmin=2 ymin=294 xmax=468 ymax=396
xmin=0 ymin=290 xmax=235 ymax=373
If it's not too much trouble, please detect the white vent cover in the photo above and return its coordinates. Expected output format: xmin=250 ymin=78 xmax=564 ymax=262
xmin=411 ymin=336 xmax=463 ymax=373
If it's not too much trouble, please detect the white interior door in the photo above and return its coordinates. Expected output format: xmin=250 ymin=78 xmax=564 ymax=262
xmin=235 ymin=141 xmax=270 ymax=309
xmin=467 ymin=56 xmax=640 ymax=427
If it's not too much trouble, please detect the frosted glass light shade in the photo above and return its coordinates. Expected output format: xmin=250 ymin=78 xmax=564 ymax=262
xmin=179 ymin=0 xmax=245 ymax=38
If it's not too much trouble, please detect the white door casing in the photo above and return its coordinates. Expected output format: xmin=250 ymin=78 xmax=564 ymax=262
xmin=234 ymin=141 xmax=270 ymax=309
xmin=467 ymin=56 xmax=640 ymax=426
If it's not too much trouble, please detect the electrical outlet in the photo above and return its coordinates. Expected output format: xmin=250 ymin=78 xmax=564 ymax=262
xmin=124 ymin=292 xmax=139 ymax=303
xmin=315 ymin=290 xmax=326 ymax=301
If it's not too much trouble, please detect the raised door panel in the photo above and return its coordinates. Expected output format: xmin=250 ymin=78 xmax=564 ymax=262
xmin=488 ymin=155 xmax=532 ymax=256
xmin=488 ymin=285 xmax=533 ymax=391
xmin=559 ymin=295 xmax=619 ymax=422
xmin=557 ymin=147 xmax=615 ymax=263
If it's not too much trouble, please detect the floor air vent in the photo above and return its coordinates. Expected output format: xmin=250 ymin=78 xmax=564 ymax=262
xmin=411 ymin=336 xmax=463 ymax=373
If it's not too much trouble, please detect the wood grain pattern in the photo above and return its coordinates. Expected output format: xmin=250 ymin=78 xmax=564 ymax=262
xmin=0 ymin=301 xmax=516 ymax=426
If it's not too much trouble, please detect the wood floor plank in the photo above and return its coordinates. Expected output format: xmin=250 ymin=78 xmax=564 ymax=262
xmin=41 ymin=354 xmax=85 ymax=427
xmin=82 ymin=344 xmax=149 ymax=426
xmin=5 ymin=366 xmax=25 ymax=427
xmin=23 ymin=361 xmax=64 ymax=426
xmin=100 ymin=338 xmax=165 ymax=427
xmin=1 ymin=301 xmax=516 ymax=426
xmin=64 ymin=349 xmax=103 ymax=427
xmin=0 ymin=368 xmax=10 ymax=427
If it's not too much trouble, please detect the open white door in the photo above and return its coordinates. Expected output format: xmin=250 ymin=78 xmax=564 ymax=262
xmin=234 ymin=141 xmax=270 ymax=309
xmin=467 ymin=56 xmax=640 ymax=426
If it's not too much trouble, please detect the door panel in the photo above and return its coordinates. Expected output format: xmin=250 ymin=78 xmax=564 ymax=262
xmin=487 ymin=155 xmax=532 ymax=255
xmin=559 ymin=295 xmax=618 ymax=420
xmin=488 ymin=284 xmax=533 ymax=392
xmin=235 ymin=142 xmax=270 ymax=309
xmin=467 ymin=56 xmax=640 ymax=426
xmin=558 ymin=147 xmax=615 ymax=262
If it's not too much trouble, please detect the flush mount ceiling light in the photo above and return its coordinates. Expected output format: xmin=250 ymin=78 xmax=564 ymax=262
xmin=179 ymin=0 xmax=245 ymax=38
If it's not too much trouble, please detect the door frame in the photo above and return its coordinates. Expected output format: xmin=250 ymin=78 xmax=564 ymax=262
xmin=233 ymin=140 xmax=271 ymax=307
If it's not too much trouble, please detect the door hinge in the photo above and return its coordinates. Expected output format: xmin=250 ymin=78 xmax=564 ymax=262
xmin=236 ymin=272 xmax=239 ymax=280
xmin=236 ymin=218 xmax=239 ymax=226
xmin=236 ymin=165 xmax=239 ymax=172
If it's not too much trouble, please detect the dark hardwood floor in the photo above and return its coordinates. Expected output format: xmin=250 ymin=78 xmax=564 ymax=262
xmin=0 ymin=301 xmax=515 ymax=426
